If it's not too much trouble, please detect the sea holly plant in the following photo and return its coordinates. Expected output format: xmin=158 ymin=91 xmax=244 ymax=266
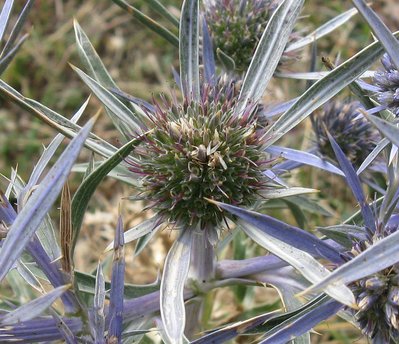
xmin=2 ymin=0 xmax=399 ymax=343
xmin=203 ymin=109 xmax=399 ymax=343
xmin=203 ymin=0 xmax=301 ymax=72
xmin=112 ymin=0 xmax=359 ymax=76
xmin=71 ymin=0 xmax=380 ymax=341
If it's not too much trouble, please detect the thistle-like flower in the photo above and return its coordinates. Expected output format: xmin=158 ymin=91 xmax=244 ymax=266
xmin=313 ymin=101 xmax=380 ymax=168
xmin=373 ymin=53 xmax=399 ymax=116
xmin=130 ymin=78 xmax=271 ymax=236
xmin=345 ymin=219 xmax=399 ymax=342
xmin=203 ymin=0 xmax=299 ymax=72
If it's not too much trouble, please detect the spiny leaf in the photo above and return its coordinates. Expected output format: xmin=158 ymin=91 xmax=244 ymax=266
xmin=0 ymin=119 xmax=93 ymax=283
xmin=237 ymin=0 xmax=304 ymax=115
xmin=179 ymin=0 xmax=200 ymax=101
xmin=71 ymin=134 xmax=145 ymax=256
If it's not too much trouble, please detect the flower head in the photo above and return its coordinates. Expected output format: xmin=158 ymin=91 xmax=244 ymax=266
xmin=345 ymin=218 xmax=399 ymax=342
xmin=373 ymin=53 xmax=399 ymax=116
xmin=203 ymin=0 xmax=299 ymax=72
xmin=130 ymin=77 xmax=271 ymax=232
xmin=313 ymin=101 xmax=379 ymax=168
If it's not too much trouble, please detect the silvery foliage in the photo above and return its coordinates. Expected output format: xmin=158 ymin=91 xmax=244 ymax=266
xmin=1 ymin=0 xmax=399 ymax=343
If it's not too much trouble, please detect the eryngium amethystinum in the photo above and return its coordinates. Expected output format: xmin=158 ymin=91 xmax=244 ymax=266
xmin=374 ymin=53 xmax=399 ymax=116
xmin=130 ymin=78 xmax=271 ymax=231
xmin=204 ymin=0 xmax=299 ymax=72
xmin=313 ymin=101 xmax=379 ymax=167
xmin=346 ymin=218 xmax=399 ymax=342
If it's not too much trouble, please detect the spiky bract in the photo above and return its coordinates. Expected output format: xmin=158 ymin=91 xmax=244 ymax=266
xmin=204 ymin=0 xmax=298 ymax=72
xmin=313 ymin=101 xmax=379 ymax=167
xmin=130 ymin=79 xmax=270 ymax=231
xmin=346 ymin=219 xmax=399 ymax=342
xmin=374 ymin=53 xmax=399 ymax=117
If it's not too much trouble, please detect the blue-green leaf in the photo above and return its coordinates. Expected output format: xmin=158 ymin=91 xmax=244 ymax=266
xmin=265 ymin=31 xmax=399 ymax=147
xmin=353 ymin=0 xmax=399 ymax=69
xmin=0 ymin=119 xmax=93 ymax=282
xmin=0 ymin=285 xmax=70 ymax=325
xmin=236 ymin=0 xmax=304 ymax=114
xmin=160 ymin=229 xmax=193 ymax=344
xmin=179 ymin=0 xmax=200 ymax=101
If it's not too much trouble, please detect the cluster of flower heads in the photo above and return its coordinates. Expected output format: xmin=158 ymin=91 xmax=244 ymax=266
xmin=129 ymin=77 xmax=272 ymax=233
xmin=313 ymin=101 xmax=380 ymax=168
xmin=374 ymin=53 xmax=399 ymax=117
xmin=203 ymin=0 xmax=299 ymax=72
xmin=344 ymin=217 xmax=399 ymax=342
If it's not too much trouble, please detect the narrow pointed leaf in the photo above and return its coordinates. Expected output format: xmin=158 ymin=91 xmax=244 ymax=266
xmin=318 ymin=225 xmax=366 ymax=248
xmin=15 ymin=260 xmax=44 ymax=293
xmin=0 ymin=80 xmax=117 ymax=157
xmin=146 ymin=0 xmax=179 ymax=27
xmin=0 ymin=34 xmax=28 ymax=75
xmin=327 ymin=132 xmax=376 ymax=232
xmin=260 ymin=299 xmax=342 ymax=343
xmin=75 ymin=270 xmax=159 ymax=299
xmin=357 ymin=137 xmax=389 ymax=175
xmin=192 ymin=312 xmax=279 ymax=344
xmin=304 ymin=228 xmax=399 ymax=297
xmin=202 ymin=17 xmax=216 ymax=85
xmin=239 ymin=221 xmax=355 ymax=307
xmin=0 ymin=119 xmax=93 ymax=282
xmin=49 ymin=310 xmax=77 ymax=344
xmin=1 ymin=285 xmax=70 ymax=325
xmin=286 ymin=7 xmax=358 ymax=52
xmin=353 ymin=0 xmax=399 ymax=69
xmin=216 ymin=48 xmax=236 ymax=70
xmin=105 ymin=216 xmax=161 ymax=252
xmin=74 ymin=20 xmax=117 ymax=89
xmin=73 ymin=162 xmax=138 ymax=186
xmin=71 ymin=135 xmax=144 ymax=255
xmin=259 ymin=187 xmax=319 ymax=199
xmin=237 ymin=0 xmax=304 ymax=114
xmin=211 ymin=200 xmax=343 ymax=264
xmin=160 ymin=229 xmax=193 ymax=344
xmin=20 ymin=98 xmax=89 ymax=205
xmin=111 ymin=0 xmax=178 ymax=47
xmin=0 ymin=191 xmax=16 ymax=225
xmin=72 ymin=65 xmax=144 ymax=135
xmin=0 ymin=317 xmax=82 ymax=342
xmin=0 ymin=0 xmax=13 ymax=43
xmin=365 ymin=113 xmax=399 ymax=147
xmin=269 ymin=282 xmax=310 ymax=344
xmin=179 ymin=0 xmax=200 ymax=101
xmin=60 ymin=182 xmax=72 ymax=274
xmin=92 ymin=263 xmax=105 ymax=344
xmin=265 ymin=31 xmax=399 ymax=147
xmin=266 ymin=146 xmax=344 ymax=175
xmin=1 ymin=0 xmax=34 ymax=56
xmin=134 ymin=226 xmax=159 ymax=256
xmin=108 ymin=217 xmax=125 ymax=343
xmin=262 ymin=97 xmax=299 ymax=118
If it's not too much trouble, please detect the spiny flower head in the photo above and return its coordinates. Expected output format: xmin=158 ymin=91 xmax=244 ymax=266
xmin=130 ymin=78 xmax=271 ymax=232
xmin=203 ymin=0 xmax=299 ymax=72
xmin=313 ymin=101 xmax=379 ymax=168
xmin=344 ymin=218 xmax=399 ymax=342
xmin=373 ymin=53 xmax=399 ymax=116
